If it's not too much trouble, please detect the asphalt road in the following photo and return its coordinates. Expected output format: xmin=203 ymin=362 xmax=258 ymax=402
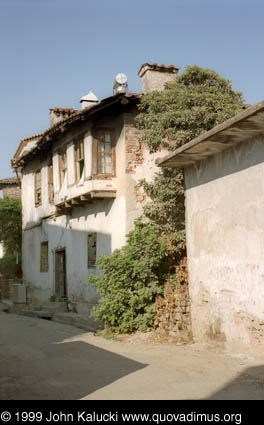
xmin=0 ymin=312 xmax=264 ymax=400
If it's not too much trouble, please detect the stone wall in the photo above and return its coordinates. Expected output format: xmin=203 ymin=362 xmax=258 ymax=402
xmin=0 ymin=279 xmax=23 ymax=300
xmin=2 ymin=185 xmax=21 ymax=198
xmin=155 ymin=281 xmax=192 ymax=342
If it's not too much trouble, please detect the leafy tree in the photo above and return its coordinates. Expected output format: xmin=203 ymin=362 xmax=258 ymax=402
xmin=136 ymin=65 xmax=244 ymax=265
xmin=90 ymin=221 xmax=168 ymax=333
xmin=136 ymin=65 xmax=244 ymax=152
xmin=0 ymin=197 xmax=22 ymax=254
xmin=90 ymin=66 xmax=244 ymax=333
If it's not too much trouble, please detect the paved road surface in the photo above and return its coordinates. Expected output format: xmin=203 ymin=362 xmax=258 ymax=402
xmin=0 ymin=312 xmax=264 ymax=400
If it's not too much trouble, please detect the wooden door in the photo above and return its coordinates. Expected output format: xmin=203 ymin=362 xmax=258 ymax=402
xmin=55 ymin=249 xmax=66 ymax=299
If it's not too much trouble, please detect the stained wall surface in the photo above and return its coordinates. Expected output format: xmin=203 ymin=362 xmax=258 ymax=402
xmin=184 ymin=136 xmax=264 ymax=345
xmin=21 ymin=111 xmax=167 ymax=313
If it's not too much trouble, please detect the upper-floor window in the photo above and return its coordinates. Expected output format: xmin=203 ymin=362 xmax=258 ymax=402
xmin=93 ymin=130 xmax=114 ymax=175
xmin=59 ymin=147 xmax=67 ymax=187
xmin=35 ymin=170 xmax=42 ymax=206
xmin=48 ymin=163 xmax=54 ymax=204
xmin=75 ymin=139 xmax=85 ymax=181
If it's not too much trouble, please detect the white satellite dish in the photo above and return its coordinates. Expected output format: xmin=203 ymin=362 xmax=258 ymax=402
xmin=113 ymin=73 xmax=128 ymax=94
xmin=115 ymin=73 xmax=128 ymax=85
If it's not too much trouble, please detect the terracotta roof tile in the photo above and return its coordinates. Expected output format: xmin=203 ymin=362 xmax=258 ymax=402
xmin=0 ymin=177 xmax=19 ymax=187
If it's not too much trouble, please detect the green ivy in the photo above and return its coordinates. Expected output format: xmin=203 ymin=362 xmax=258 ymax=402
xmin=0 ymin=197 xmax=22 ymax=255
xmin=90 ymin=65 xmax=244 ymax=333
xmin=89 ymin=221 xmax=169 ymax=333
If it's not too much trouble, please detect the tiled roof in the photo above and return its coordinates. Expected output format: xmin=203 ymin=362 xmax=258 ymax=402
xmin=13 ymin=133 xmax=43 ymax=161
xmin=138 ymin=62 xmax=179 ymax=77
xmin=0 ymin=177 xmax=19 ymax=187
xmin=12 ymin=92 xmax=141 ymax=168
xmin=49 ymin=108 xmax=78 ymax=113
xmin=20 ymin=133 xmax=43 ymax=143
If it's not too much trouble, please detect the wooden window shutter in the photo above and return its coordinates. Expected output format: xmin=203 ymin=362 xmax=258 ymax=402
xmin=92 ymin=138 xmax=98 ymax=175
xmin=35 ymin=170 xmax=42 ymax=206
xmin=48 ymin=165 xmax=54 ymax=204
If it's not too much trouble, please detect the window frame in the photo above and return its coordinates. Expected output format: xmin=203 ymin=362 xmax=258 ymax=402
xmin=75 ymin=137 xmax=85 ymax=182
xmin=35 ymin=169 xmax=42 ymax=207
xmin=40 ymin=241 xmax=49 ymax=272
xmin=92 ymin=128 xmax=115 ymax=177
xmin=48 ymin=162 xmax=54 ymax=204
xmin=59 ymin=146 xmax=67 ymax=187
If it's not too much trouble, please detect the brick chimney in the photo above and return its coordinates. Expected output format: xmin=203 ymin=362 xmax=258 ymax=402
xmin=138 ymin=63 xmax=179 ymax=94
xmin=49 ymin=108 xmax=77 ymax=127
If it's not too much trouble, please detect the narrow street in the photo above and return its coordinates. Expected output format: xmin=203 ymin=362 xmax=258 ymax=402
xmin=0 ymin=312 xmax=264 ymax=400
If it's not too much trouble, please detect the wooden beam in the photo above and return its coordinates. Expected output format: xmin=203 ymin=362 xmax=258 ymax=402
xmin=80 ymin=194 xmax=91 ymax=200
xmin=71 ymin=198 xmax=81 ymax=205
xmin=80 ymin=195 xmax=91 ymax=202
xmin=90 ymin=191 xmax=116 ymax=199
xmin=56 ymin=206 xmax=72 ymax=216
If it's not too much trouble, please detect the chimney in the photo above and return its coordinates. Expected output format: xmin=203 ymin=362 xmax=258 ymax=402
xmin=80 ymin=91 xmax=99 ymax=110
xmin=49 ymin=108 xmax=77 ymax=127
xmin=138 ymin=63 xmax=179 ymax=94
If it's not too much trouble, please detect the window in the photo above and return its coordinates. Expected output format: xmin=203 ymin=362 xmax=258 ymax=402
xmin=40 ymin=242 xmax=49 ymax=272
xmin=88 ymin=232 xmax=97 ymax=268
xmin=35 ymin=170 xmax=42 ymax=206
xmin=75 ymin=139 xmax=85 ymax=181
xmin=48 ymin=163 xmax=54 ymax=204
xmin=59 ymin=147 xmax=67 ymax=187
xmin=93 ymin=130 xmax=114 ymax=175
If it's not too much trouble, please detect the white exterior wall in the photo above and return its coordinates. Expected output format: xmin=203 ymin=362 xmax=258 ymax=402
xmin=21 ymin=158 xmax=56 ymax=228
xmin=23 ymin=197 xmax=126 ymax=311
xmin=0 ymin=242 xmax=4 ymax=259
xmin=21 ymin=113 xmax=169 ymax=313
xmin=185 ymin=136 xmax=264 ymax=345
xmin=21 ymin=119 xmax=127 ymax=312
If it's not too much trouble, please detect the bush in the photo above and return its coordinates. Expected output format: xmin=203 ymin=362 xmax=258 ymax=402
xmin=89 ymin=221 xmax=169 ymax=333
xmin=0 ymin=252 xmax=22 ymax=279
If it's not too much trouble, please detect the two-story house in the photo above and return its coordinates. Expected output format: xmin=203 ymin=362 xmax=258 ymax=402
xmin=11 ymin=63 xmax=178 ymax=314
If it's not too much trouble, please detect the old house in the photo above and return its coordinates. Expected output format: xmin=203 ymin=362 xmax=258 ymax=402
xmin=158 ymin=101 xmax=264 ymax=346
xmin=11 ymin=63 xmax=178 ymax=314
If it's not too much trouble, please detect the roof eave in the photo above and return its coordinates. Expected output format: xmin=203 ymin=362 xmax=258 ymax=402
xmin=157 ymin=101 xmax=264 ymax=169
xmin=12 ymin=93 xmax=140 ymax=168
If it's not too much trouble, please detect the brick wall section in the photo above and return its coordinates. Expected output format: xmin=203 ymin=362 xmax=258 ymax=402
xmin=155 ymin=284 xmax=192 ymax=342
xmin=125 ymin=125 xmax=143 ymax=173
xmin=0 ymin=279 xmax=22 ymax=300
xmin=2 ymin=186 xmax=21 ymax=198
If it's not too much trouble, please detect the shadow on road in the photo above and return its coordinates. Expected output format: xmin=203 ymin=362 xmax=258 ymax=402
xmin=206 ymin=366 xmax=264 ymax=400
xmin=0 ymin=315 xmax=147 ymax=400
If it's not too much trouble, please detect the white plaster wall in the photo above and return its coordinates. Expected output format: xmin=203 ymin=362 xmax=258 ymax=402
xmin=21 ymin=121 xmax=127 ymax=312
xmin=22 ymin=196 xmax=126 ymax=310
xmin=21 ymin=114 xmax=161 ymax=313
xmin=0 ymin=242 xmax=4 ymax=259
xmin=22 ymin=159 xmax=56 ymax=229
xmin=84 ymin=130 xmax=92 ymax=179
xmin=67 ymin=142 xmax=75 ymax=186
xmin=185 ymin=137 xmax=264 ymax=345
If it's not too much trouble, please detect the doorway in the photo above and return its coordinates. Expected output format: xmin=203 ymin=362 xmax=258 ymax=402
xmin=55 ymin=249 xmax=66 ymax=299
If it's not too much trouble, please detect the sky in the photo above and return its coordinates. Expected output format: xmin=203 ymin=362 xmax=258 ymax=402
xmin=0 ymin=0 xmax=263 ymax=179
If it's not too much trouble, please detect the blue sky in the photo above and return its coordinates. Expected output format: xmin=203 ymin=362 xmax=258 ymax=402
xmin=0 ymin=0 xmax=263 ymax=178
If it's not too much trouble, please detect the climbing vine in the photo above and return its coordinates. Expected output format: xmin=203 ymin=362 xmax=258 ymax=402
xmin=90 ymin=65 xmax=244 ymax=333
